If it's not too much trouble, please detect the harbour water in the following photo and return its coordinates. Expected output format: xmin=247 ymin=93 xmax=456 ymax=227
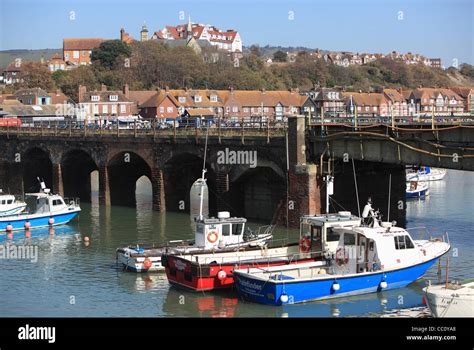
xmin=0 ymin=170 xmax=472 ymax=317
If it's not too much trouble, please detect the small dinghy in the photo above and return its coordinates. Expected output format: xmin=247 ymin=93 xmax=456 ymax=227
xmin=406 ymin=181 xmax=429 ymax=198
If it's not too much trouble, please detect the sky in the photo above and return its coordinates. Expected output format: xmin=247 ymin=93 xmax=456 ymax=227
xmin=0 ymin=0 xmax=473 ymax=65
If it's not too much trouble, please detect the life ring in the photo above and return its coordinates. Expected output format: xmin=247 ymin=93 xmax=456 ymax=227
xmin=300 ymin=237 xmax=311 ymax=253
xmin=143 ymin=258 xmax=152 ymax=269
xmin=335 ymin=247 xmax=348 ymax=266
xmin=207 ymin=230 xmax=219 ymax=243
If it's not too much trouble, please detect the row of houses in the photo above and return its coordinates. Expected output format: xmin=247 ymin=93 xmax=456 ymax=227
xmin=267 ymin=50 xmax=442 ymax=69
xmin=304 ymin=87 xmax=473 ymax=116
xmin=1 ymin=85 xmax=473 ymax=122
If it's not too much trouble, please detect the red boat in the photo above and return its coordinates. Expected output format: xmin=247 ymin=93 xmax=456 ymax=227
xmin=162 ymin=212 xmax=361 ymax=291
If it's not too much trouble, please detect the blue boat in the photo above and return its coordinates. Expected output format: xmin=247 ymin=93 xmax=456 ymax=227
xmin=406 ymin=181 xmax=429 ymax=198
xmin=0 ymin=182 xmax=81 ymax=233
xmin=234 ymin=215 xmax=450 ymax=306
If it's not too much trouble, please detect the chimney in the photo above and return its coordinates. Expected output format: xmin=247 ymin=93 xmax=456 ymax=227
xmin=165 ymin=86 xmax=169 ymax=92
xmin=120 ymin=28 xmax=125 ymax=41
xmin=101 ymin=84 xmax=107 ymax=92
xmin=123 ymin=84 xmax=129 ymax=98
xmin=56 ymin=89 xmax=61 ymax=96
xmin=78 ymin=85 xmax=87 ymax=102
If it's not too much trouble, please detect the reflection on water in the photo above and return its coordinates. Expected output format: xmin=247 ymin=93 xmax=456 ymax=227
xmin=0 ymin=170 xmax=472 ymax=317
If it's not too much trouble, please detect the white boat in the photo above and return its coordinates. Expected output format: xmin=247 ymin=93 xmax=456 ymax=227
xmin=406 ymin=167 xmax=446 ymax=182
xmin=423 ymin=280 xmax=474 ymax=317
xmin=406 ymin=181 xmax=429 ymax=198
xmin=0 ymin=181 xmax=81 ymax=232
xmin=234 ymin=208 xmax=450 ymax=306
xmin=0 ymin=190 xmax=27 ymax=216
xmin=116 ymin=211 xmax=274 ymax=272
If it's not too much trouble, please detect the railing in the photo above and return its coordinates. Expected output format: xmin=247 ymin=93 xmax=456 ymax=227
xmin=0 ymin=118 xmax=288 ymax=141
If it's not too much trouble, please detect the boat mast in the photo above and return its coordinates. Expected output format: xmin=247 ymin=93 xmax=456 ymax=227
xmin=199 ymin=126 xmax=209 ymax=221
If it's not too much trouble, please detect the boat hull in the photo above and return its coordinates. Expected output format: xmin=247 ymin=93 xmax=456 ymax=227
xmin=163 ymin=251 xmax=314 ymax=292
xmin=0 ymin=210 xmax=80 ymax=232
xmin=406 ymin=188 xmax=429 ymax=198
xmin=117 ymin=234 xmax=273 ymax=273
xmin=234 ymin=257 xmax=441 ymax=306
xmin=423 ymin=284 xmax=474 ymax=318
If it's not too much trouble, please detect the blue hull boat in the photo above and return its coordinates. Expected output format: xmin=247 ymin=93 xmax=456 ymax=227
xmin=0 ymin=182 xmax=81 ymax=232
xmin=234 ymin=213 xmax=450 ymax=306
xmin=234 ymin=257 xmax=442 ymax=306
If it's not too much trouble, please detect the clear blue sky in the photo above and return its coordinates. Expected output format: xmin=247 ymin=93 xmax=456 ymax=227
xmin=1 ymin=0 xmax=473 ymax=65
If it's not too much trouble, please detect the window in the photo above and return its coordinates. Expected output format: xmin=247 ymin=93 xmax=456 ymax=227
xmin=394 ymin=235 xmax=414 ymax=250
xmin=263 ymin=107 xmax=269 ymax=112
xmin=194 ymin=95 xmax=202 ymax=103
xmin=210 ymin=95 xmax=218 ymax=102
xmin=91 ymin=95 xmax=100 ymax=102
xmin=111 ymin=105 xmax=117 ymax=114
xmin=93 ymin=105 xmax=99 ymax=114
xmin=159 ymin=107 xmax=164 ymax=113
xmin=65 ymin=53 xmax=70 ymax=61
xmin=120 ymin=105 xmax=126 ymax=113
xmin=326 ymin=228 xmax=340 ymax=242
xmin=222 ymin=224 xmax=230 ymax=236
xmin=49 ymin=64 xmax=54 ymax=72
xmin=52 ymin=199 xmax=63 ymax=206
xmin=109 ymin=95 xmax=118 ymax=101
xmin=167 ymin=107 xmax=173 ymax=113
xmin=178 ymin=96 xmax=186 ymax=103
xmin=226 ymin=106 xmax=230 ymax=113
xmin=102 ymin=105 xmax=108 ymax=114
xmin=344 ymin=233 xmax=356 ymax=245
xmin=243 ymin=107 xmax=249 ymax=113
xmin=232 ymin=223 xmax=243 ymax=236
xmin=73 ymin=51 xmax=79 ymax=59
xmin=232 ymin=106 xmax=238 ymax=113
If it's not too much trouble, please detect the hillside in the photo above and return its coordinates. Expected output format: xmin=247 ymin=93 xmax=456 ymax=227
xmin=0 ymin=49 xmax=62 ymax=68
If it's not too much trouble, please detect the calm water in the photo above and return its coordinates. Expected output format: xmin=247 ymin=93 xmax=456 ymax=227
xmin=0 ymin=170 xmax=472 ymax=317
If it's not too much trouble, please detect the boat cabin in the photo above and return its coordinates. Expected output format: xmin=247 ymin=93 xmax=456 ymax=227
xmin=195 ymin=211 xmax=247 ymax=249
xmin=332 ymin=222 xmax=419 ymax=274
xmin=25 ymin=192 xmax=69 ymax=214
xmin=299 ymin=211 xmax=361 ymax=257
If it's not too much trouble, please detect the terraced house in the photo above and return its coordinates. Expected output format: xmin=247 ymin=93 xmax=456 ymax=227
xmin=408 ymin=88 xmax=464 ymax=114
xmin=78 ymin=85 xmax=134 ymax=121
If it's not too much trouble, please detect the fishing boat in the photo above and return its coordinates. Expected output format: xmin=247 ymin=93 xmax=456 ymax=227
xmin=0 ymin=190 xmax=27 ymax=216
xmin=406 ymin=181 xmax=429 ymax=198
xmin=423 ymin=280 xmax=474 ymax=317
xmin=0 ymin=180 xmax=81 ymax=232
xmin=406 ymin=167 xmax=446 ymax=182
xmin=116 ymin=211 xmax=274 ymax=272
xmin=161 ymin=211 xmax=362 ymax=291
xmin=233 ymin=209 xmax=450 ymax=306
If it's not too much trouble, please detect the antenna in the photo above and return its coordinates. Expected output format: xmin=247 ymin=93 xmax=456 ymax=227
xmin=351 ymin=158 xmax=361 ymax=218
xmin=198 ymin=126 xmax=210 ymax=221
xmin=387 ymin=173 xmax=392 ymax=222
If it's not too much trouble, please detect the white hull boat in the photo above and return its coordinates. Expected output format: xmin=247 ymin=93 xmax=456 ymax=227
xmin=406 ymin=167 xmax=446 ymax=182
xmin=423 ymin=280 xmax=474 ymax=318
xmin=0 ymin=191 xmax=27 ymax=216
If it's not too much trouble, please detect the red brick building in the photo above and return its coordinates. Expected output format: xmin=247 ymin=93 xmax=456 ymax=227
xmin=139 ymin=91 xmax=180 ymax=119
xmin=63 ymin=38 xmax=105 ymax=66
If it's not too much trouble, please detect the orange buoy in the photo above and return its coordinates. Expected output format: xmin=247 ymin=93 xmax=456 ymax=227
xmin=84 ymin=236 xmax=90 ymax=242
xmin=6 ymin=224 xmax=13 ymax=232
xmin=48 ymin=218 xmax=54 ymax=226
xmin=143 ymin=258 xmax=152 ymax=269
xmin=24 ymin=221 xmax=31 ymax=230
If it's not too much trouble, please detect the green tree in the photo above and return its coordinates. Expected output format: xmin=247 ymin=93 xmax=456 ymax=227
xmin=273 ymin=50 xmax=288 ymax=62
xmin=249 ymin=45 xmax=262 ymax=57
xmin=91 ymin=40 xmax=131 ymax=69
